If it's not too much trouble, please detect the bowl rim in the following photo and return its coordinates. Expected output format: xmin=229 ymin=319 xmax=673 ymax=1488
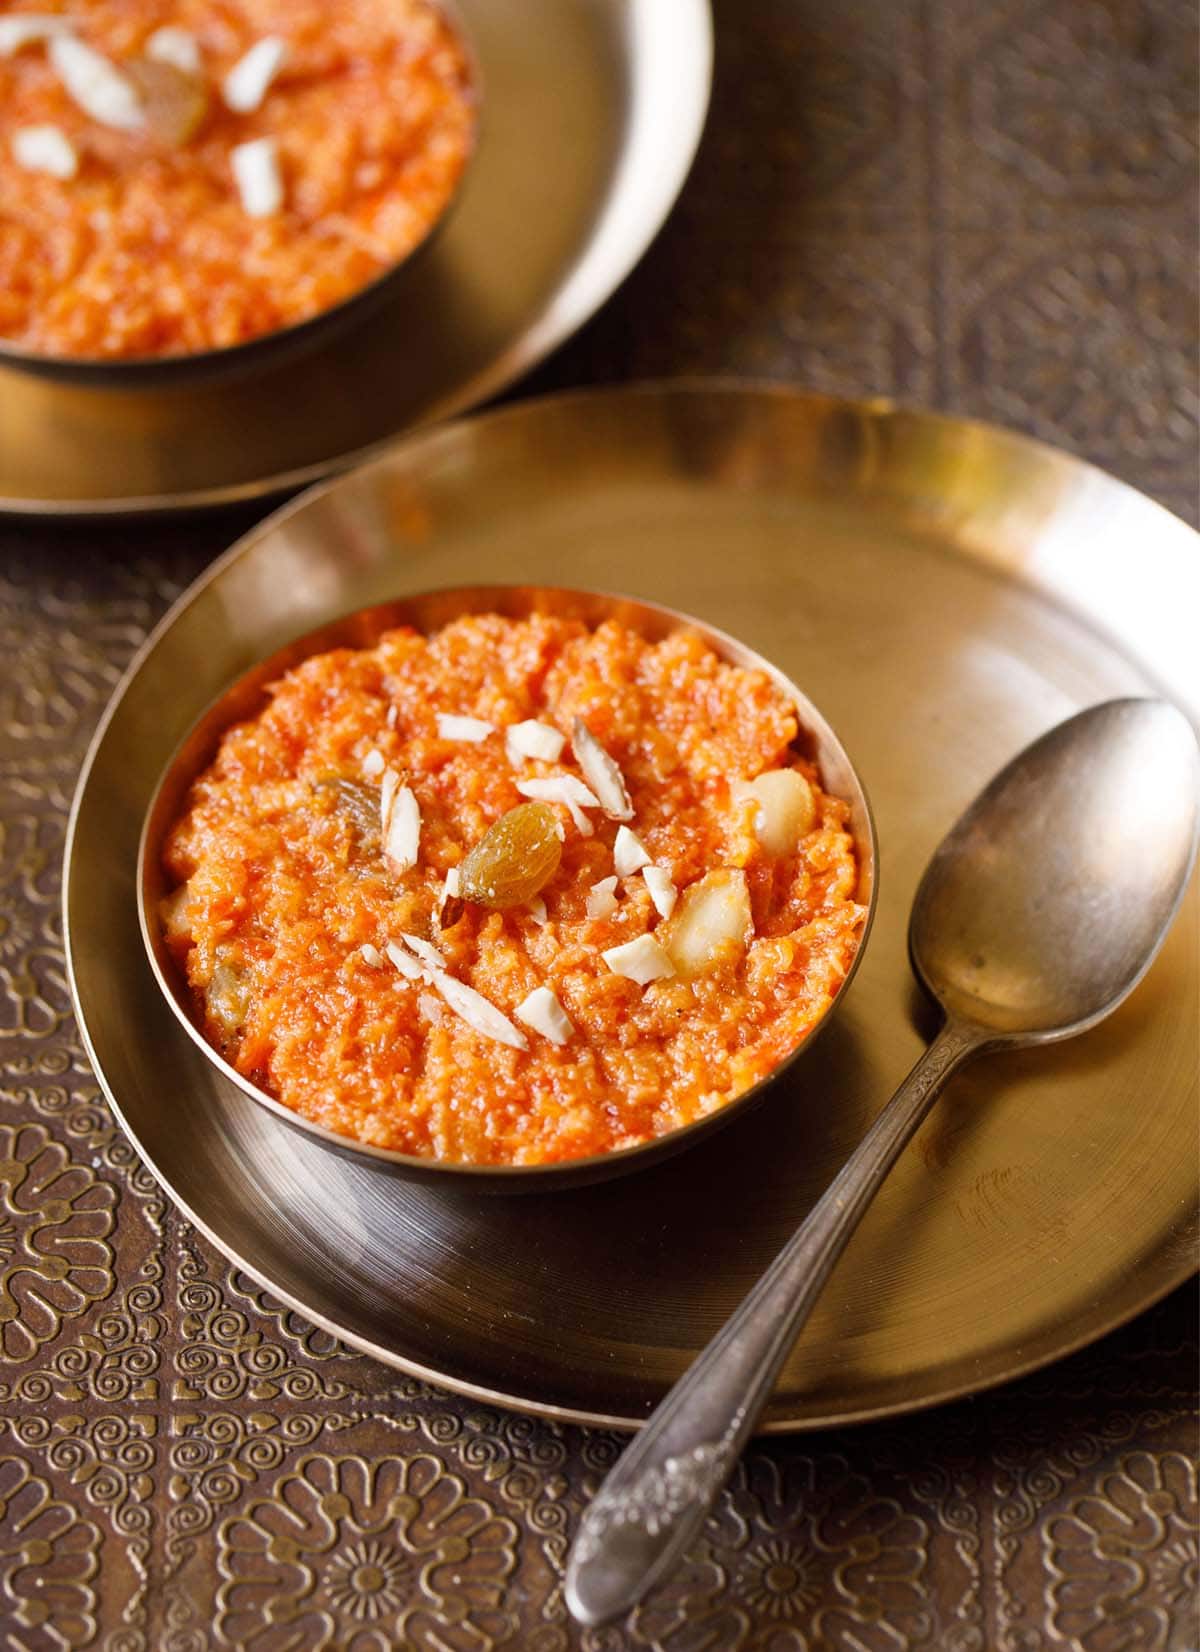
xmin=0 ymin=0 xmax=480 ymax=384
xmin=136 ymin=582 xmax=879 ymax=1188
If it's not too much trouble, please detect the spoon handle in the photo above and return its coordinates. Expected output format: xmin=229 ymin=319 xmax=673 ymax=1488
xmin=565 ymin=1017 xmax=981 ymax=1628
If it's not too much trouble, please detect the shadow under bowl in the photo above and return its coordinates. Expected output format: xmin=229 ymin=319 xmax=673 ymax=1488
xmin=137 ymin=584 xmax=878 ymax=1192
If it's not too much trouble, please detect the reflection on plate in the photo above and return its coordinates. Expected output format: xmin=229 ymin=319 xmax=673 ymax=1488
xmin=0 ymin=0 xmax=711 ymax=514
xmin=65 ymin=384 xmax=1200 ymax=1430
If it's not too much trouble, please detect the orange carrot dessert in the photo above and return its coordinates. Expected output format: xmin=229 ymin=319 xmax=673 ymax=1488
xmin=1 ymin=0 xmax=475 ymax=359
xmin=161 ymin=614 xmax=866 ymax=1165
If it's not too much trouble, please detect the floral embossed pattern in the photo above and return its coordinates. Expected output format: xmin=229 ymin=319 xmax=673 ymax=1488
xmin=1046 ymin=1452 xmax=1199 ymax=1652
xmin=0 ymin=1453 xmax=100 ymax=1645
xmin=0 ymin=1123 xmax=115 ymax=1363
xmin=215 ymin=1453 xmax=517 ymax=1649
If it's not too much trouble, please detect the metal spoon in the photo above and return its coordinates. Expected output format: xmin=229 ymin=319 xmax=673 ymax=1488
xmin=566 ymin=697 xmax=1200 ymax=1628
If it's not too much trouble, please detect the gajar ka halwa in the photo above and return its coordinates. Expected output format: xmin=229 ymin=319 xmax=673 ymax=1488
xmin=161 ymin=615 xmax=867 ymax=1166
xmin=0 ymin=1 xmax=475 ymax=359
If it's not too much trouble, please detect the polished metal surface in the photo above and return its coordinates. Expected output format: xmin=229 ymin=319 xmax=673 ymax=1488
xmin=0 ymin=0 xmax=711 ymax=513
xmin=136 ymin=584 xmax=877 ymax=1192
xmin=567 ymin=699 xmax=1200 ymax=1624
xmin=64 ymin=384 xmax=1200 ymax=1430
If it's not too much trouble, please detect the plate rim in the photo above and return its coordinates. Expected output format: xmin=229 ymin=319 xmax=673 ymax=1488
xmin=63 ymin=380 xmax=1200 ymax=1432
xmin=0 ymin=0 xmax=714 ymax=519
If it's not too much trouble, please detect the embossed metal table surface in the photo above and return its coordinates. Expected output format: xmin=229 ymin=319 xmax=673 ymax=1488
xmin=3 ymin=4 xmax=1198 ymax=1650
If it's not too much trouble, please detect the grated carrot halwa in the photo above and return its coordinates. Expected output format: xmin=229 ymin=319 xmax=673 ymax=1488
xmin=162 ymin=615 xmax=866 ymax=1166
xmin=0 ymin=0 xmax=474 ymax=359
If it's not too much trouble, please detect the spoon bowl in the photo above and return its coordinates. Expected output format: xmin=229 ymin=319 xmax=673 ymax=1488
xmin=912 ymin=698 xmax=1200 ymax=1040
xmin=567 ymin=697 xmax=1200 ymax=1628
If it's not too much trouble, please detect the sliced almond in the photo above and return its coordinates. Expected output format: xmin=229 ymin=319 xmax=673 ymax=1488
xmin=383 ymin=784 xmax=420 ymax=874
xmin=432 ymin=972 xmax=528 ymax=1050
xmin=50 ymin=35 xmax=144 ymax=130
xmin=359 ymin=942 xmax=384 ymax=968
xmin=418 ymin=991 xmax=444 ymax=1025
xmin=515 ymin=775 xmax=600 ymax=837
xmin=612 ymin=824 xmax=651 ymax=877
xmin=12 ymin=124 xmax=77 ymax=179
xmin=362 ymin=748 xmax=385 ymax=779
xmin=145 ymin=25 xmax=201 ymax=75
xmin=384 ymin=940 xmax=422 ymax=980
xmin=222 ymin=34 xmax=287 ymax=113
xmin=231 ymin=135 xmax=283 ymax=217
xmin=506 ymin=719 xmax=565 ymax=764
xmin=571 ymin=719 xmax=633 ymax=821
xmin=379 ymin=767 xmax=399 ymax=834
xmin=586 ymin=875 xmax=619 ymax=920
xmin=400 ymin=932 xmax=446 ymax=972
xmin=436 ymin=712 xmax=494 ymax=743
xmin=438 ymin=866 xmax=465 ymax=930
xmin=0 ymin=15 xmax=75 ymax=57
xmin=659 ymin=868 xmax=753 ymax=980
xmin=526 ymin=896 xmax=548 ymax=925
xmin=642 ymin=864 xmax=678 ymax=919
xmin=161 ymin=883 xmax=193 ymax=941
xmin=385 ymin=704 xmax=398 ymax=729
xmin=736 ymin=768 xmax=817 ymax=856
xmin=515 ymin=986 xmax=573 ymax=1046
xmin=602 ymin=933 xmax=675 ymax=985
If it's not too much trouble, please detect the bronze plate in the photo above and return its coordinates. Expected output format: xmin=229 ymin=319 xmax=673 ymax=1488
xmin=0 ymin=0 xmax=712 ymax=515
xmin=64 ymin=384 xmax=1200 ymax=1430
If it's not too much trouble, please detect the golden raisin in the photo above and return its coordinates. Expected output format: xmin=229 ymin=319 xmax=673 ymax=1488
xmin=458 ymin=802 xmax=562 ymax=909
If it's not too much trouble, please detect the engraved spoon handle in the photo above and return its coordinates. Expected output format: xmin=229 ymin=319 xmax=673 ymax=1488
xmin=565 ymin=1018 xmax=981 ymax=1628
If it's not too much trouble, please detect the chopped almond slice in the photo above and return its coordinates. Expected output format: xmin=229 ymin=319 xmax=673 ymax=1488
xmin=735 ymin=769 xmax=816 ymax=855
xmin=659 ymin=868 xmax=752 ymax=979
xmin=436 ymin=712 xmax=494 ymax=742
xmin=50 ymin=35 xmax=144 ymax=130
xmin=161 ymin=883 xmax=193 ymax=941
xmin=359 ymin=942 xmax=384 ymax=968
xmin=362 ymin=748 xmax=385 ymax=779
xmin=438 ymin=866 xmax=465 ymax=930
xmin=586 ymin=876 xmax=619 ymax=920
xmin=506 ymin=719 xmax=565 ymax=764
xmin=432 ymin=972 xmax=528 ymax=1050
xmin=0 ymin=15 xmax=74 ymax=56
xmin=526 ymin=896 xmax=548 ymax=925
xmin=385 ymin=704 xmax=398 ymax=729
xmin=223 ymin=34 xmax=287 ymax=113
xmin=384 ymin=940 xmax=422 ymax=980
xmin=515 ymin=986 xmax=573 ymax=1046
xmin=571 ymin=719 xmax=634 ymax=820
xmin=231 ymin=135 xmax=283 ymax=217
xmin=516 ymin=776 xmax=599 ymax=836
xmin=12 ymin=124 xmax=77 ymax=179
xmin=418 ymin=991 xmax=444 ymax=1024
xmin=642 ymin=865 xmax=678 ymax=919
xmin=400 ymin=932 xmax=446 ymax=972
xmin=384 ymin=784 xmax=420 ymax=874
xmin=613 ymin=824 xmax=651 ymax=876
xmin=379 ymin=767 xmax=399 ymax=834
xmin=602 ymin=934 xmax=675 ymax=985
xmin=145 ymin=25 xmax=201 ymax=75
